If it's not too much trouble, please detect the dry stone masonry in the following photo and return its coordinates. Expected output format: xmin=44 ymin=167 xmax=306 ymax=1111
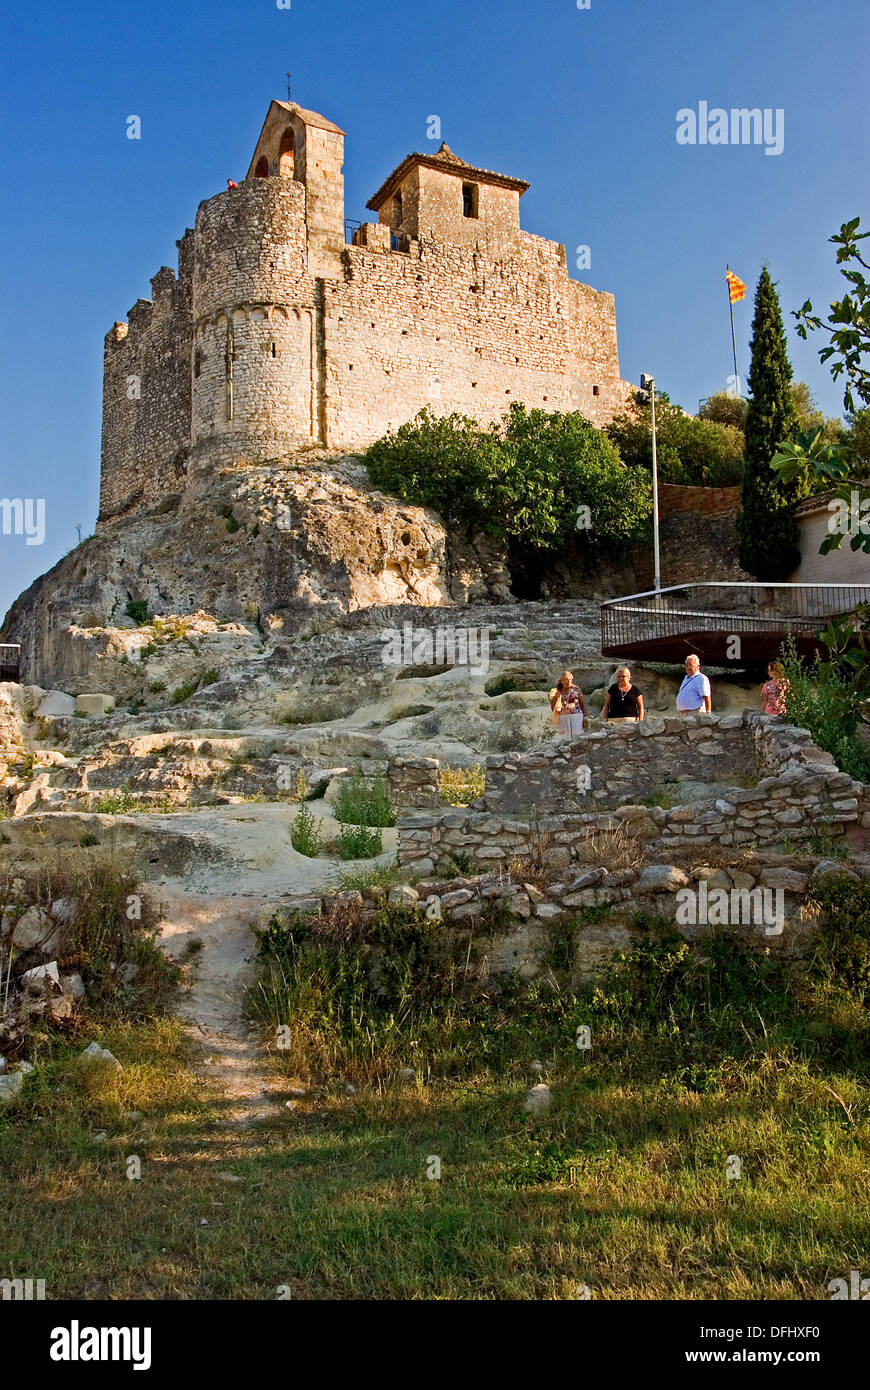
xmin=398 ymin=712 xmax=867 ymax=877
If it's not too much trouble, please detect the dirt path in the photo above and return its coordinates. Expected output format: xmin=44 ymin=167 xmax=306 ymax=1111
xmin=155 ymin=889 xmax=294 ymax=1127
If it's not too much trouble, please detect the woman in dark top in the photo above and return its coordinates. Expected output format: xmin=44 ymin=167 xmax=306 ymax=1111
xmin=603 ymin=665 xmax=644 ymax=722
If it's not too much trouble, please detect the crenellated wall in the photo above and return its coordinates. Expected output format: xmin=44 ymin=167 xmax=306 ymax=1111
xmin=99 ymin=236 xmax=194 ymax=521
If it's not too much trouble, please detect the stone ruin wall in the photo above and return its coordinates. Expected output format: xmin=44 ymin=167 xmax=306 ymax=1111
xmin=397 ymin=713 xmax=869 ymax=879
xmin=484 ymin=713 xmax=756 ymax=814
xmin=264 ymin=715 xmax=870 ymax=980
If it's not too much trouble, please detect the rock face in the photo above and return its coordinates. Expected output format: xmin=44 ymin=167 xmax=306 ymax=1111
xmin=1 ymin=453 xmax=507 ymax=689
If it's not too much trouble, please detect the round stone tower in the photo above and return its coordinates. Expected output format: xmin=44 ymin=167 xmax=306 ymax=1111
xmin=190 ymin=177 xmax=321 ymax=464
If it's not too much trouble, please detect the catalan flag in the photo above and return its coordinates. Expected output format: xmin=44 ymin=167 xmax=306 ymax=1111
xmin=726 ymin=269 xmax=746 ymax=303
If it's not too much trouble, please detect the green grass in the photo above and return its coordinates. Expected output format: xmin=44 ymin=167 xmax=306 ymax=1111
xmin=91 ymin=791 xmax=180 ymax=814
xmin=338 ymin=861 xmax=403 ymax=892
xmin=1 ymin=877 xmax=868 ymax=1300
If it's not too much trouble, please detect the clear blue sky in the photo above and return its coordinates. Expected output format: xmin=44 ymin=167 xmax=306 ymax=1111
xmin=1 ymin=0 xmax=867 ymax=622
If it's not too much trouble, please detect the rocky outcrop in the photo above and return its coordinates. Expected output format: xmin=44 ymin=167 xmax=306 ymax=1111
xmin=1 ymin=452 xmax=510 ymax=689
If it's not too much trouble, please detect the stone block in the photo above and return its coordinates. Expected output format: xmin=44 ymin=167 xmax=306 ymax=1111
xmin=636 ymin=865 xmax=690 ymax=893
xmin=76 ymin=694 xmax=116 ymax=715
xmin=441 ymin=888 xmax=474 ymax=909
xmin=534 ymin=902 xmax=563 ymax=920
xmin=37 ymin=691 xmax=76 ymax=717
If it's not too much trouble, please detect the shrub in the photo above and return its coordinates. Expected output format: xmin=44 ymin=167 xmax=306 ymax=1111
xmin=333 ymin=770 xmax=396 ymax=827
xmin=439 ymin=763 xmax=485 ymax=805
xmin=125 ymin=599 xmax=152 ymax=626
xmin=221 ymin=506 xmax=241 ymax=533
xmin=0 ymin=855 xmax=179 ymax=1031
xmin=780 ymin=636 xmax=870 ymax=781
xmin=336 ymin=823 xmax=383 ymax=859
xmin=200 ymin=669 xmax=219 ymax=687
xmin=608 ymin=390 xmax=745 ymax=487
xmin=151 ymin=615 xmax=198 ymax=643
xmin=290 ymin=803 xmax=323 ymax=857
xmin=170 ymin=680 xmax=198 ymax=705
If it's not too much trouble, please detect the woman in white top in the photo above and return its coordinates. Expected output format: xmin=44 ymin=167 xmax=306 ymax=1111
xmin=676 ymin=654 xmax=712 ymax=716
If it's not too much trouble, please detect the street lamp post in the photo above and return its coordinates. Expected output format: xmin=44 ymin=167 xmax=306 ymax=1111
xmin=640 ymin=373 xmax=661 ymax=591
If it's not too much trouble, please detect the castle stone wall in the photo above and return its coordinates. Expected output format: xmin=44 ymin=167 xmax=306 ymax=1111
xmin=99 ymin=104 xmax=632 ymax=526
xmin=99 ymin=240 xmax=194 ymax=521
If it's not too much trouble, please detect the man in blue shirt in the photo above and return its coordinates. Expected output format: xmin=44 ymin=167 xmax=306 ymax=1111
xmin=676 ymin=654 xmax=712 ymax=716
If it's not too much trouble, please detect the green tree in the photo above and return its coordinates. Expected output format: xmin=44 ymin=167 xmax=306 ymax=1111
xmin=771 ymin=220 xmax=870 ymax=555
xmin=699 ymin=391 xmax=748 ymax=432
xmin=363 ymin=404 xmax=651 ymax=554
xmin=736 ymin=268 xmax=804 ymax=578
xmin=790 ymin=380 xmax=841 ymax=442
xmin=842 ymin=407 xmax=870 ymax=474
xmin=608 ymin=391 xmax=744 ymax=486
xmin=794 ymin=217 xmax=870 ymax=414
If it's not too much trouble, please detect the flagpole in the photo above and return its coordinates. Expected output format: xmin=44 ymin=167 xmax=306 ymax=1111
xmin=726 ymin=264 xmax=739 ymax=394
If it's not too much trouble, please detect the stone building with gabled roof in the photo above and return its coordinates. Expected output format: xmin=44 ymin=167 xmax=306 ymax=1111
xmin=98 ymin=98 xmax=634 ymax=525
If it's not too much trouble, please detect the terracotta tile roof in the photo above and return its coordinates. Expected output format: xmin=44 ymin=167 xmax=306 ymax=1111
xmin=795 ymin=489 xmax=841 ymax=517
xmin=367 ymin=142 xmax=529 ymax=211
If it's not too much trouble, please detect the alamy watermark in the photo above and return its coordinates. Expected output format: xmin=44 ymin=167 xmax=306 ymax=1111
xmin=827 ymin=489 xmax=870 ymax=537
xmin=827 ymin=1269 xmax=870 ymax=1299
xmin=380 ymin=622 xmax=490 ymax=676
xmin=50 ymin=1323 xmax=151 ymax=1370
xmin=1 ymin=498 xmax=45 ymax=546
xmin=676 ymin=103 xmax=784 ymax=156
xmin=0 ymin=1277 xmax=45 ymax=1300
xmin=675 ymin=881 xmax=785 ymax=936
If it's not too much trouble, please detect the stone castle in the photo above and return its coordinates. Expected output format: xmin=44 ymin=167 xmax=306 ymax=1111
xmin=99 ymin=98 xmax=633 ymax=524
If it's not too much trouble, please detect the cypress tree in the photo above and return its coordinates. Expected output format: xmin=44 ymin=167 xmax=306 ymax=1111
xmin=736 ymin=267 xmax=804 ymax=578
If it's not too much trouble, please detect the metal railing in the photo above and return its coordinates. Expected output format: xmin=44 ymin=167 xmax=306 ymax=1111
xmin=601 ymin=583 xmax=870 ymax=657
xmin=0 ymin=644 xmax=21 ymax=683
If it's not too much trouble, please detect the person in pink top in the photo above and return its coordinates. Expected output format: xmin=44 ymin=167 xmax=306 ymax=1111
xmin=761 ymin=660 xmax=790 ymax=717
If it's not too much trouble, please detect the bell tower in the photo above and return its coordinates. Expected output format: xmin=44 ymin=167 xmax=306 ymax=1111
xmin=246 ymin=99 xmax=346 ymax=275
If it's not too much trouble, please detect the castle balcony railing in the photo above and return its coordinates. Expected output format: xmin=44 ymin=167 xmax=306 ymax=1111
xmin=0 ymin=643 xmax=21 ymax=683
xmin=600 ymin=583 xmax=870 ymax=668
xmin=345 ymin=218 xmax=361 ymax=245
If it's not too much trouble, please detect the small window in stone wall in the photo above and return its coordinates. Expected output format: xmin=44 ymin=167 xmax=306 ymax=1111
xmin=254 ymin=155 xmax=269 ymax=179
xmin=278 ymin=128 xmax=295 ymax=179
xmin=462 ymin=183 xmax=479 ymax=219
xmin=269 ymin=342 xmax=277 ymax=358
xmin=592 ymin=384 xmax=600 ymax=396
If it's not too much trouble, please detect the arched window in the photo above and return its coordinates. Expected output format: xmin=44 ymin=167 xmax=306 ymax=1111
xmin=254 ymin=155 xmax=269 ymax=179
xmin=278 ymin=128 xmax=295 ymax=178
